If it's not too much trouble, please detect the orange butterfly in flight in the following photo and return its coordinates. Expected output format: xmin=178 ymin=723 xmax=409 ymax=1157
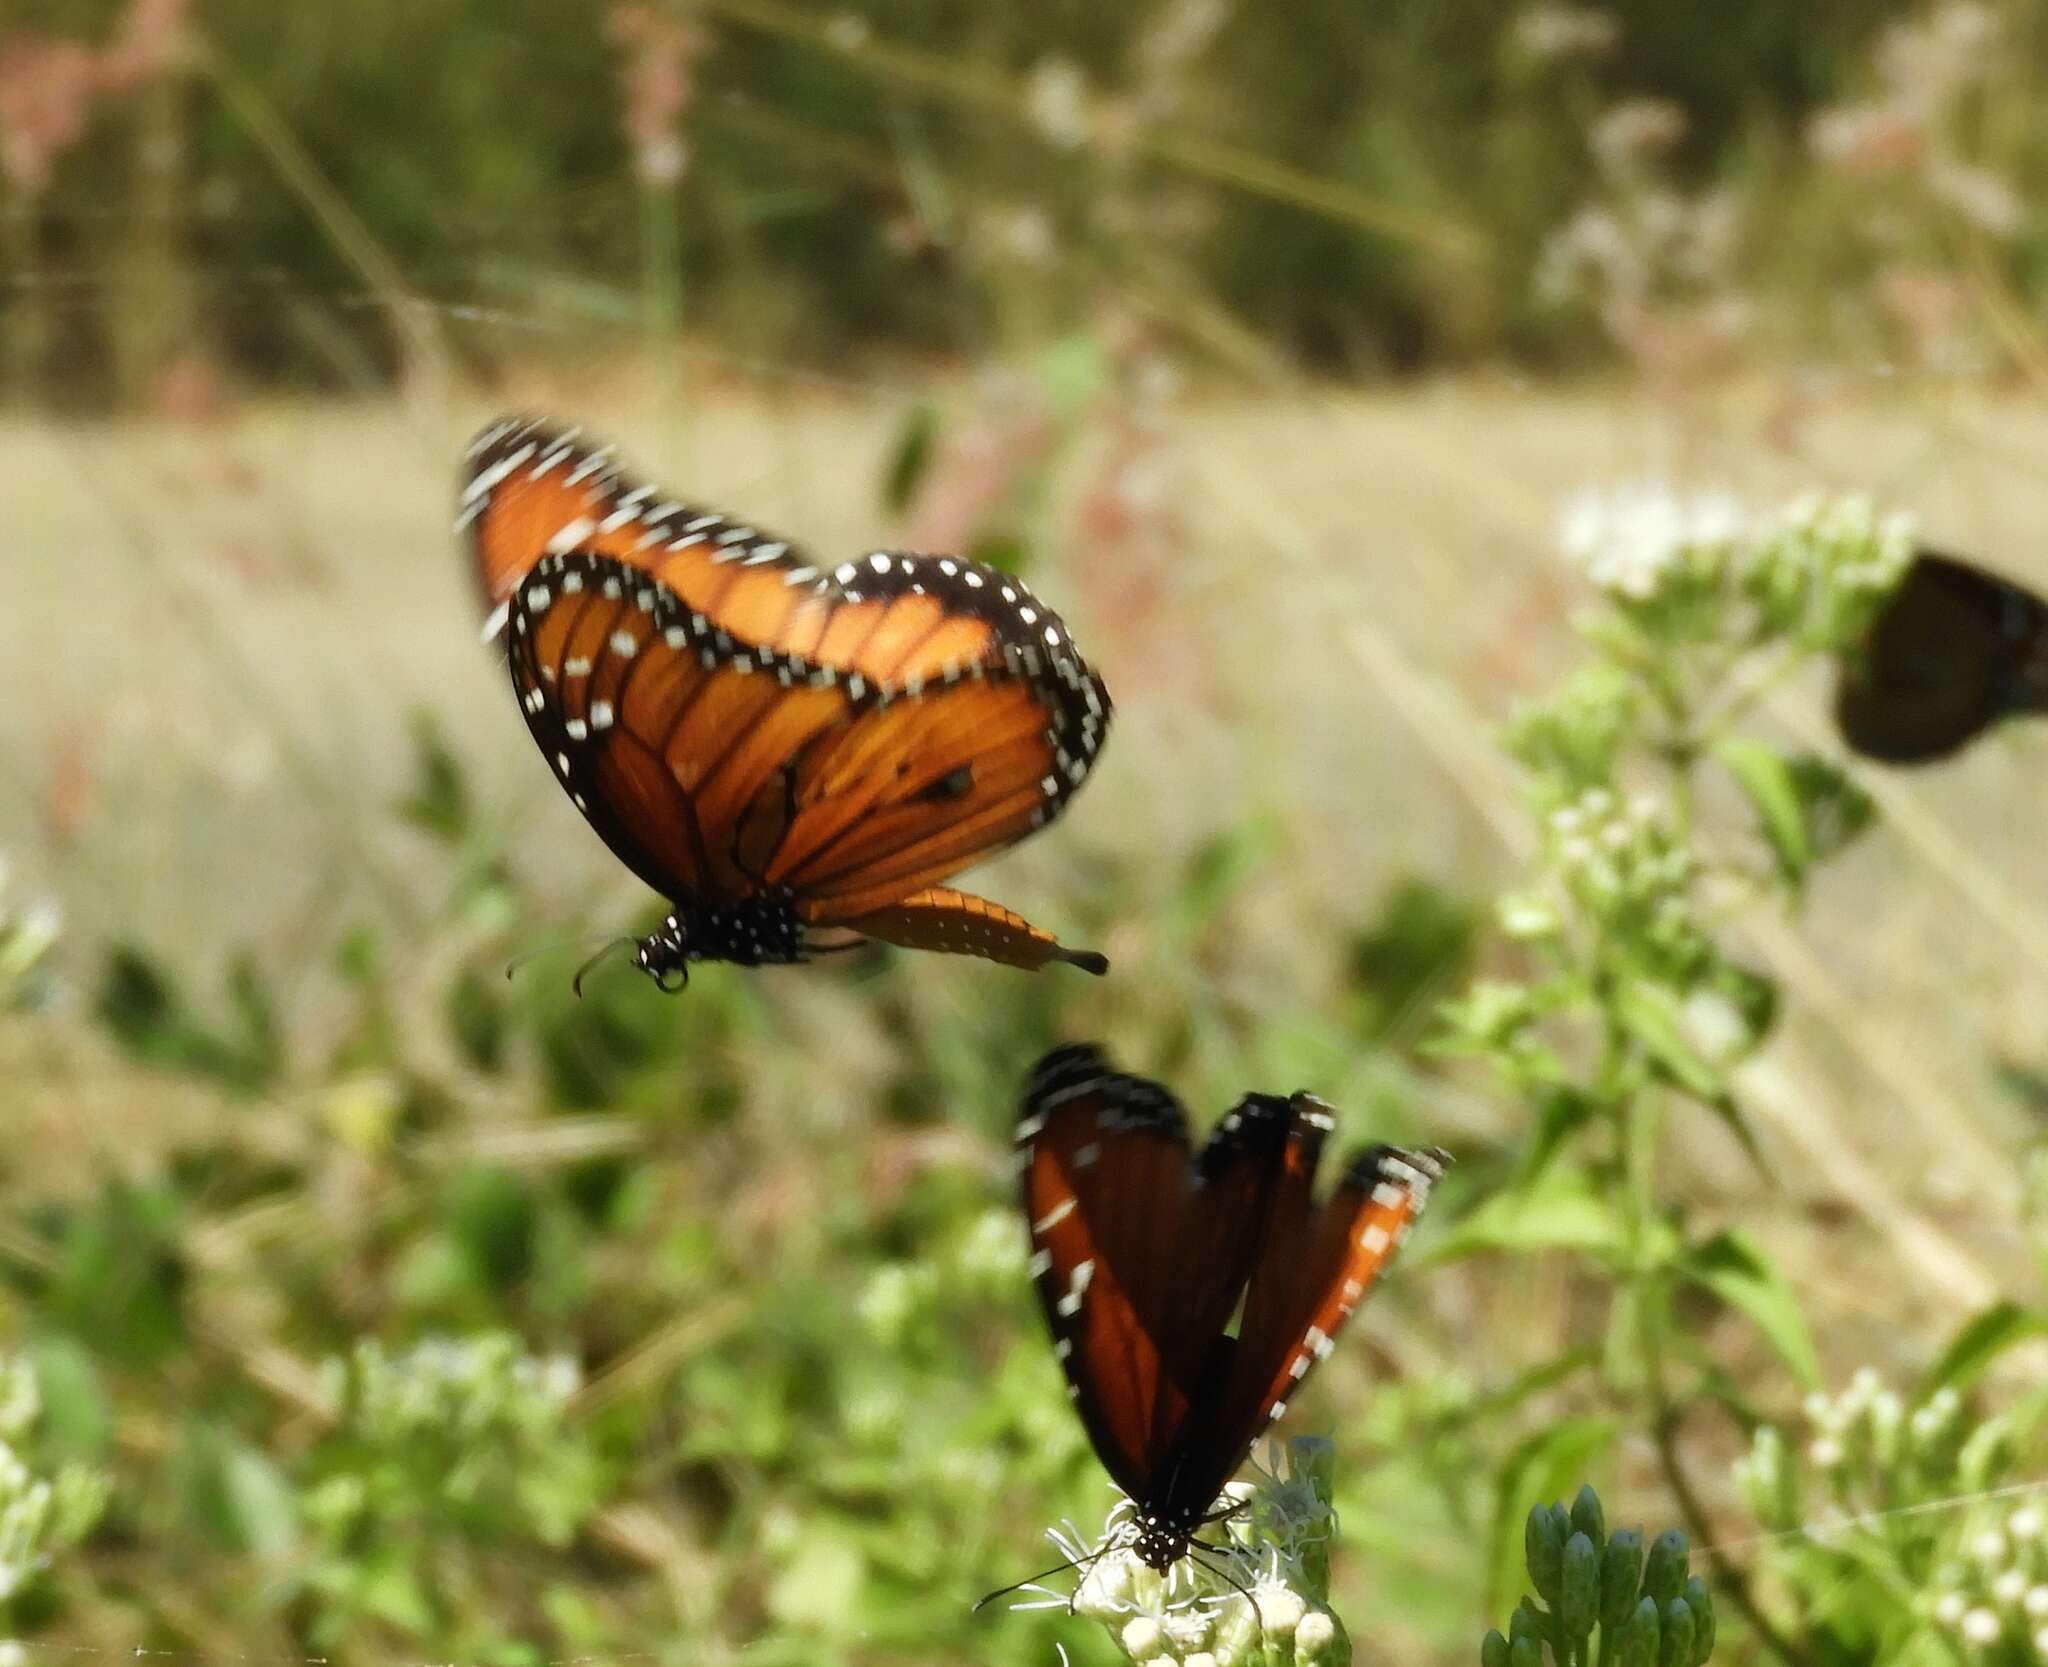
xmin=459 ymin=416 xmax=1112 ymax=986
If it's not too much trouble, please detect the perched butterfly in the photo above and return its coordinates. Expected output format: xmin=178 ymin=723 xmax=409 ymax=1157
xmin=1836 ymin=549 xmax=2048 ymax=764
xmin=1015 ymin=1043 xmax=1445 ymax=1571
xmin=457 ymin=416 xmax=1112 ymax=984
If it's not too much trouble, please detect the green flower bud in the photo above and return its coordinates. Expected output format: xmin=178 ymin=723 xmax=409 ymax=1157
xmin=1562 ymin=1532 xmax=1600 ymax=1639
xmin=1571 ymin=1484 xmax=1606 ymax=1547
xmin=1484 ymin=1628 xmax=1512 ymax=1667
xmin=1682 ymin=1577 xmax=1715 ymax=1666
xmin=1643 ymin=1529 xmax=1689 ymax=1607
xmin=1618 ymin=1596 xmax=1661 ymax=1667
xmin=1528 ymin=1502 xmax=1568 ymax=1603
xmin=1511 ymin=1599 xmax=1549 ymax=1653
xmin=1601 ymin=1529 xmax=1645 ymax=1629
xmin=1510 ymin=1634 xmax=1545 ymax=1667
xmin=1659 ymin=1599 xmax=1695 ymax=1667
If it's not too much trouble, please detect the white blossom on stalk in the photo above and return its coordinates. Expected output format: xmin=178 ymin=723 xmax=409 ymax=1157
xmin=1558 ymin=479 xmax=1748 ymax=600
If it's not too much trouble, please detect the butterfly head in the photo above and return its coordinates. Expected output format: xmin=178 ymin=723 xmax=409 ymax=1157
xmin=632 ymin=917 xmax=694 ymax=993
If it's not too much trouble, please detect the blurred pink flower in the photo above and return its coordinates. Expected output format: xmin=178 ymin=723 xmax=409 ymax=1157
xmin=606 ymin=2 xmax=708 ymax=186
xmin=99 ymin=0 xmax=191 ymax=92
xmin=0 ymin=34 xmax=100 ymax=193
xmin=0 ymin=0 xmax=188 ymax=194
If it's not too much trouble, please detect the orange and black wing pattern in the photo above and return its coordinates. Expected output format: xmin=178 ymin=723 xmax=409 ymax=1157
xmin=462 ymin=418 xmax=1106 ymax=782
xmin=1015 ymin=1044 xmax=1198 ymax=1501
xmin=502 ymin=543 xmax=1107 ymax=973
xmin=1836 ymin=549 xmax=2048 ymax=764
xmin=1014 ymin=1044 xmax=1443 ymax=1565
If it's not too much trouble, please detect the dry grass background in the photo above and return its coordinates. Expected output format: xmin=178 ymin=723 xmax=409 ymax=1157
xmin=9 ymin=360 xmax=2048 ymax=1373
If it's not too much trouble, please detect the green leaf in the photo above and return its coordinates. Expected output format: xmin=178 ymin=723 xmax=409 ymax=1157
xmin=1489 ymin=1416 xmax=1615 ymax=1615
xmin=1785 ymin=753 xmax=1876 ymax=863
xmin=1412 ymin=1167 xmax=1628 ymax=1267
xmin=395 ymin=710 xmax=473 ymax=845
xmin=1918 ymin=1301 xmax=2048 ymax=1401
xmin=1347 ymin=875 xmax=1480 ymax=1042
xmin=1716 ymin=739 xmax=1808 ymax=888
xmin=1678 ymin=1229 xmax=1821 ymax=1388
xmin=94 ymin=944 xmax=281 ymax=1093
xmin=28 ymin=1336 xmax=113 ymax=1457
xmin=1613 ymin=982 xmax=1720 ymax=1100
xmin=1613 ymin=982 xmax=1763 ymax=1162
xmin=880 ymin=399 xmax=940 ymax=514
xmin=219 ymin=1443 xmax=299 ymax=1562
xmin=1520 ymin=1086 xmax=1600 ymax=1181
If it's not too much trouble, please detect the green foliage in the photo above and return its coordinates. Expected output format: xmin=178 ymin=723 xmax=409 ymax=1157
xmin=1426 ymin=486 xmax=1920 ymax=1662
xmin=20 ymin=0 xmax=2045 ymax=399
xmin=94 ymin=944 xmax=283 ymax=1093
xmin=0 ymin=1353 xmax=110 ymax=1633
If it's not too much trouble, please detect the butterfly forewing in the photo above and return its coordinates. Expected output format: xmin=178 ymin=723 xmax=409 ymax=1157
xmin=508 ymin=554 xmax=735 ymax=903
xmin=1018 ymin=1045 xmax=1197 ymax=1497
xmin=463 ymin=418 xmax=1115 ymax=823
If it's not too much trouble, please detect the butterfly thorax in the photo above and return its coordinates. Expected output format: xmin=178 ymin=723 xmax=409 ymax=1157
xmin=634 ymin=891 xmax=805 ymax=985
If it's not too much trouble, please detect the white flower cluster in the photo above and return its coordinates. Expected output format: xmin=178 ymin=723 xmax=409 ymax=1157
xmin=1556 ymin=480 xmax=1916 ymax=653
xmin=1010 ymin=1439 xmax=1350 ymax=1666
xmin=0 ymin=1356 xmax=109 ymax=1610
xmin=1739 ymin=1369 xmax=1968 ymax=1535
xmin=1745 ymin=493 xmax=1916 ymax=646
xmin=1558 ymin=480 xmax=1749 ymax=601
xmin=1930 ymin=1501 xmax=2048 ymax=1662
xmin=324 ymin=1333 xmax=580 ymax=1453
xmin=1518 ymin=788 xmax=1708 ymax=980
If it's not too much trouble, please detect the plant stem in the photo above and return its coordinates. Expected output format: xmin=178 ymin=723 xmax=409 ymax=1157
xmin=1643 ymin=1364 xmax=1813 ymax=1667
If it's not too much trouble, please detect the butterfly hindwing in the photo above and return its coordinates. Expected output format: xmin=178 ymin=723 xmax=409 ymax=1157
xmin=1837 ymin=549 xmax=2048 ymax=763
xmin=505 ymin=551 xmax=1105 ymax=971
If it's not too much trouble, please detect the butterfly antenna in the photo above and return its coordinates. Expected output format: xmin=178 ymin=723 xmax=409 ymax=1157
xmin=503 ymin=933 xmax=631 ymax=983
xmin=1187 ymin=1540 xmax=1259 ymax=1616
xmin=570 ymin=936 xmax=638 ymax=997
xmin=972 ymin=1535 xmax=1120 ymax=1614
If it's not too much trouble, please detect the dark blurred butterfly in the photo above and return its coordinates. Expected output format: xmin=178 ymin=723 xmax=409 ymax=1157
xmin=1014 ymin=1043 xmax=1445 ymax=1571
xmin=1836 ymin=549 xmax=2048 ymax=764
xmin=457 ymin=416 xmax=1111 ymax=984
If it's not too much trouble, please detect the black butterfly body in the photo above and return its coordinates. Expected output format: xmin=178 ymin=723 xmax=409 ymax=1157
xmin=1837 ymin=549 xmax=2048 ymax=763
xmin=1014 ymin=1044 xmax=1445 ymax=1569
